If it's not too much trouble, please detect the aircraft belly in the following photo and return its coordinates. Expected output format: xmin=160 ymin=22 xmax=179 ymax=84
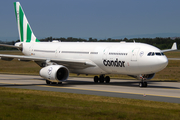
xmin=70 ymin=67 xmax=107 ymax=75
xmin=127 ymin=66 xmax=140 ymax=74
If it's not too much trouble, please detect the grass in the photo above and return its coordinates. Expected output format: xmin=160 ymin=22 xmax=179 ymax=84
xmin=155 ymin=60 xmax=180 ymax=80
xmin=0 ymin=50 xmax=180 ymax=80
xmin=0 ymin=87 xmax=179 ymax=120
xmin=164 ymin=51 xmax=180 ymax=58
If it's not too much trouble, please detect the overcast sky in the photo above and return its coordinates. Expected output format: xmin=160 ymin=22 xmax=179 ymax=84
xmin=1 ymin=0 xmax=180 ymax=41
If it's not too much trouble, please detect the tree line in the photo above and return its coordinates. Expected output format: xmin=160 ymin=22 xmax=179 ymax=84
xmin=0 ymin=37 xmax=179 ymax=50
xmin=40 ymin=37 xmax=180 ymax=50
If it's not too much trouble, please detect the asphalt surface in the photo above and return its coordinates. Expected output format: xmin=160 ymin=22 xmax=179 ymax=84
xmin=0 ymin=74 xmax=180 ymax=103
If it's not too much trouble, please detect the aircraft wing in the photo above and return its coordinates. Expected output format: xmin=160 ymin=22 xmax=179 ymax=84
xmin=0 ymin=54 xmax=96 ymax=69
xmin=161 ymin=42 xmax=177 ymax=52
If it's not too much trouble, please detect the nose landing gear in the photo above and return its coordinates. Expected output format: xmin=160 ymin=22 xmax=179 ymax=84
xmin=139 ymin=82 xmax=147 ymax=87
xmin=139 ymin=77 xmax=148 ymax=87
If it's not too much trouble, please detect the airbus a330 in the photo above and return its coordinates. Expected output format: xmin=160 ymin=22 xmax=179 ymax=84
xmin=0 ymin=2 xmax=177 ymax=87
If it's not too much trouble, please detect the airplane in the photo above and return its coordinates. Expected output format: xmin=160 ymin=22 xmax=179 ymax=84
xmin=0 ymin=2 xmax=177 ymax=87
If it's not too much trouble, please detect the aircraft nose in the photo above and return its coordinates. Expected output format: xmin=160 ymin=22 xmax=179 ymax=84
xmin=156 ymin=56 xmax=168 ymax=70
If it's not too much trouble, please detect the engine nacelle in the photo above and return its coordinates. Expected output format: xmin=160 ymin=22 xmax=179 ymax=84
xmin=39 ymin=65 xmax=69 ymax=82
xmin=129 ymin=73 xmax=155 ymax=80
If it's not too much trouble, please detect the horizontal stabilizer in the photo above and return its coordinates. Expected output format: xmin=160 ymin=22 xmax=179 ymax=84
xmin=0 ymin=44 xmax=22 ymax=49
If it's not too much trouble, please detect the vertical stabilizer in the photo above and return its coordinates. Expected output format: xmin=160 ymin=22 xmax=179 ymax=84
xmin=14 ymin=2 xmax=40 ymax=42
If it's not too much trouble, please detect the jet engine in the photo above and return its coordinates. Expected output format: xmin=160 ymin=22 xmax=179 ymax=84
xmin=39 ymin=65 xmax=69 ymax=82
xmin=129 ymin=73 xmax=155 ymax=80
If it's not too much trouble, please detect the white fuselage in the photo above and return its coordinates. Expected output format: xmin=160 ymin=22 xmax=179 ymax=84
xmin=22 ymin=42 xmax=168 ymax=75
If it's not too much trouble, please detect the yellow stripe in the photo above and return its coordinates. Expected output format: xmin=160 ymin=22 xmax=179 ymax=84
xmin=37 ymin=85 xmax=180 ymax=99
xmin=0 ymin=82 xmax=180 ymax=99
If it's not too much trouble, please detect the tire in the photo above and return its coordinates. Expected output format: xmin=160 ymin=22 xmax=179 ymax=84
xmin=139 ymin=82 xmax=148 ymax=87
xmin=144 ymin=82 xmax=148 ymax=87
xmin=99 ymin=75 xmax=104 ymax=83
xmin=105 ymin=76 xmax=110 ymax=83
xmin=139 ymin=82 xmax=143 ymax=87
xmin=94 ymin=76 xmax=99 ymax=83
xmin=51 ymin=82 xmax=57 ymax=84
xmin=46 ymin=80 xmax=51 ymax=84
xmin=58 ymin=82 xmax=62 ymax=84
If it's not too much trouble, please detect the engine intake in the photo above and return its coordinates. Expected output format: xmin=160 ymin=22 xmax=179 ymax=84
xmin=40 ymin=65 xmax=69 ymax=82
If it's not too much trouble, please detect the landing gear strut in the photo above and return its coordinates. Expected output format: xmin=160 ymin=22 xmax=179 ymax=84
xmin=93 ymin=75 xmax=110 ymax=83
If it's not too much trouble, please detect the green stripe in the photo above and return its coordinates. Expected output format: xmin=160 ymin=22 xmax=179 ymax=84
xmin=36 ymin=38 xmax=40 ymax=42
xmin=13 ymin=2 xmax=17 ymax=23
xmin=19 ymin=6 xmax=24 ymax=42
xmin=26 ymin=24 xmax=32 ymax=42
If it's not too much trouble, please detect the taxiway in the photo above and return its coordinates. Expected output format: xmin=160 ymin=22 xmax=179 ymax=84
xmin=0 ymin=74 xmax=180 ymax=103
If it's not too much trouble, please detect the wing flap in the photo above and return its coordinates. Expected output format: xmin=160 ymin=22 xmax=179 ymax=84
xmin=0 ymin=44 xmax=22 ymax=49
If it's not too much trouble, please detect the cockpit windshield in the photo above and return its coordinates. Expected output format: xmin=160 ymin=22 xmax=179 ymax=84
xmin=147 ymin=52 xmax=154 ymax=56
xmin=147 ymin=52 xmax=164 ymax=56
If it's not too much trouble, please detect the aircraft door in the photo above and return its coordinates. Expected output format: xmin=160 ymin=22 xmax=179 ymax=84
xmin=131 ymin=48 xmax=139 ymax=61
xmin=103 ymin=47 xmax=110 ymax=60
xmin=55 ymin=47 xmax=61 ymax=58
xmin=29 ymin=45 xmax=33 ymax=56
xmin=102 ymin=47 xmax=112 ymax=72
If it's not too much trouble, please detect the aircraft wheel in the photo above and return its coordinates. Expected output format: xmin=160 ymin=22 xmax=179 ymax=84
xmin=51 ymin=82 xmax=57 ymax=84
xmin=99 ymin=75 xmax=104 ymax=83
xmin=105 ymin=76 xmax=110 ymax=83
xmin=94 ymin=76 xmax=99 ymax=83
xmin=139 ymin=82 xmax=148 ymax=87
xmin=144 ymin=82 xmax=148 ymax=87
xmin=139 ymin=82 xmax=143 ymax=87
xmin=46 ymin=80 xmax=51 ymax=84
xmin=58 ymin=82 xmax=62 ymax=84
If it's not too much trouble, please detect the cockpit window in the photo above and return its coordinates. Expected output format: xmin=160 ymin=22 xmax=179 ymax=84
xmin=147 ymin=52 xmax=164 ymax=56
xmin=147 ymin=52 xmax=155 ymax=56
xmin=155 ymin=53 xmax=161 ymax=56
xmin=147 ymin=52 xmax=152 ymax=56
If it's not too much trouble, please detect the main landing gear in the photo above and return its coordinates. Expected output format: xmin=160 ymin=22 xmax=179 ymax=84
xmin=46 ymin=80 xmax=62 ymax=85
xmin=94 ymin=75 xmax=110 ymax=83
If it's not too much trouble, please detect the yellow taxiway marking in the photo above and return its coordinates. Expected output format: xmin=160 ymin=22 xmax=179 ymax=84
xmin=37 ymin=85 xmax=180 ymax=99
xmin=0 ymin=82 xmax=180 ymax=99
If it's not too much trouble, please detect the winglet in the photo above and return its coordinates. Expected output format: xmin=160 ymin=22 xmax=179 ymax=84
xmin=161 ymin=42 xmax=177 ymax=52
xmin=171 ymin=42 xmax=177 ymax=50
